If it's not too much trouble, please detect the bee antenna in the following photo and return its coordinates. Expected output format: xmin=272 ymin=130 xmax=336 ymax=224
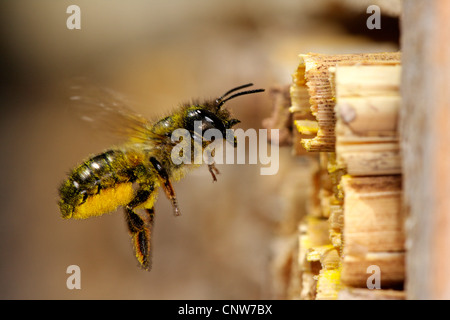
xmin=217 ymin=83 xmax=254 ymax=101
xmin=216 ymin=84 xmax=264 ymax=109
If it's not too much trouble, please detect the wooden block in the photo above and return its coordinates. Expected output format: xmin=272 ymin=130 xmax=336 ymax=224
xmin=290 ymin=52 xmax=401 ymax=152
xmin=300 ymin=272 xmax=317 ymax=300
xmin=298 ymin=215 xmax=332 ymax=299
xmin=341 ymin=175 xmax=404 ymax=253
xmin=341 ymin=252 xmax=405 ymax=288
xmin=307 ymin=245 xmax=341 ymax=300
xmin=329 ymin=204 xmax=343 ymax=249
xmin=292 ymin=117 xmax=319 ymax=156
xmin=338 ymin=288 xmax=405 ymax=300
xmin=316 ymin=268 xmax=342 ymax=300
xmin=333 ymin=63 xmax=402 ymax=175
xmin=335 ymin=96 xmax=400 ymax=139
xmin=305 ymin=216 xmax=330 ymax=247
xmin=336 ymin=142 xmax=401 ymax=176
xmin=401 ymin=0 xmax=450 ymax=300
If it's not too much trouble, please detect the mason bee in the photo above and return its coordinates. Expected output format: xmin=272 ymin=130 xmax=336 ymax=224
xmin=58 ymin=83 xmax=264 ymax=270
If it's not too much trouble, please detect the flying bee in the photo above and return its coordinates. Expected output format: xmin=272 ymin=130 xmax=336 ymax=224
xmin=58 ymin=83 xmax=265 ymax=270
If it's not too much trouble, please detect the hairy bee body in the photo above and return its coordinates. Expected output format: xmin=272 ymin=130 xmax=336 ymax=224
xmin=59 ymin=149 xmax=154 ymax=219
xmin=59 ymin=83 xmax=264 ymax=270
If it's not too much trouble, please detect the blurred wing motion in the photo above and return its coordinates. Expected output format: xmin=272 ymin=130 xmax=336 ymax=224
xmin=68 ymin=79 xmax=157 ymax=144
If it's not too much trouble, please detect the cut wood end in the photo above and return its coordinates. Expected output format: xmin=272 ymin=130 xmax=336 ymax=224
xmin=294 ymin=120 xmax=319 ymax=135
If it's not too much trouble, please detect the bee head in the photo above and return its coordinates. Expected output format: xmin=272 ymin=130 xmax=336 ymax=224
xmin=184 ymin=83 xmax=264 ymax=138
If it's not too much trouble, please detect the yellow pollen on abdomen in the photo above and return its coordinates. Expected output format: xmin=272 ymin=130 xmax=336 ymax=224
xmin=72 ymin=183 xmax=135 ymax=219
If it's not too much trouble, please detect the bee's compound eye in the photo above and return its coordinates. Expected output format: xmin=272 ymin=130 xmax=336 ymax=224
xmin=203 ymin=115 xmax=215 ymax=127
xmin=186 ymin=109 xmax=225 ymax=133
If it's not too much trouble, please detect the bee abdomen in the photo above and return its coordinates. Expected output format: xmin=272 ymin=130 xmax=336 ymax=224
xmin=59 ymin=149 xmax=136 ymax=219
xmin=74 ymin=150 xmax=123 ymax=186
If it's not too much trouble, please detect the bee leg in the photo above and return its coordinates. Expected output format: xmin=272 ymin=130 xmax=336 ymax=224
xmin=204 ymin=147 xmax=220 ymax=182
xmin=149 ymin=157 xmax=180 ymax=216
xmin=208 ymin=163 xmax=220 ymax=182
xmin=124 ymin=209 xmax=155 ymax=271
xmin=125 ymin=189 xmax=155 ymax=270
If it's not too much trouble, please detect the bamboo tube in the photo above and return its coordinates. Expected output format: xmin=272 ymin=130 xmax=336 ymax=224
xmin=290 ymin=52 xmax=405 ymax=299
xmin=338 ymin=288 xmax=405 ymax=300
xmin=291 ymin=52 xmax=401 ymax=152
xmin=312 ymin=245 xmax=341 ymax=300
xmin=336 ymin=143 xmax=401 ymax=176
xmin=333 ymin=63 xmax=402 ymax=176
xmin=341 ymin=175 xmax=404 ymax=253
xmin=298 ymin=217 xmax=331 ymax=299
xmin=340 ymin=175 xmax=405 ymax=289
xmin=341 ymin=252 xmax=405 ymax=288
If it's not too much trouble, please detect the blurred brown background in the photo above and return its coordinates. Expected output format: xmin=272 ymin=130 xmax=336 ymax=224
xmin=0 ymin=0 xmax=398 ymax=299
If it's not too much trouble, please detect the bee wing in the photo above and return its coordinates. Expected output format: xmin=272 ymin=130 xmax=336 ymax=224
xmin=68 ymin=80 xmax=158 ymax=144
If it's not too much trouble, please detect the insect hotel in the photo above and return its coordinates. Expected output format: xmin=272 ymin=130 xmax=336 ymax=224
xmin=266 ymin=1 xmax=450 ymax=300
